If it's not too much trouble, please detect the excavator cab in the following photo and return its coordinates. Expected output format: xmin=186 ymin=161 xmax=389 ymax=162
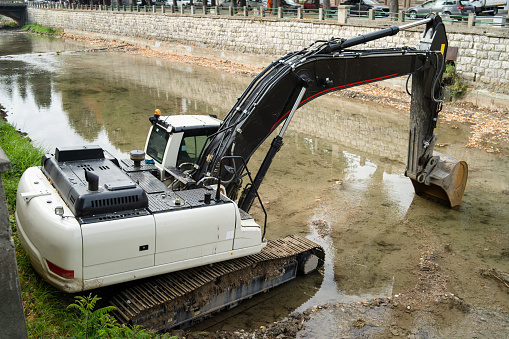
xmin=144 ymin=110 xmax=220 ymax=182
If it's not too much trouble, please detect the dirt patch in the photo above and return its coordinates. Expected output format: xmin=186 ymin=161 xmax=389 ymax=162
xmin=173 ymin=246 xmax=508 ymax=338
xmin=310 ymin=219 xmax=330 ymax=238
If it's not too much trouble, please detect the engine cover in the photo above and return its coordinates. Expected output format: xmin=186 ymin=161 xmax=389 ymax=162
xmin=41 ymin=146 xmax=148 ymax=218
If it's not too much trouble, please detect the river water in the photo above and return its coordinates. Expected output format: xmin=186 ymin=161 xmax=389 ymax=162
xmin=2 ymin=32 xmax=508 ymax=336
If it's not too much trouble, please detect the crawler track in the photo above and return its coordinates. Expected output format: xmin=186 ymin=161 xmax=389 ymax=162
xmin=110 ymin=235 xmax=324 ymax=331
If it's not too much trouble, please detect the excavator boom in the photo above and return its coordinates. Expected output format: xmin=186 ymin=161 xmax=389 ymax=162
xmin=193 ymin=15 xmax=467 ymax=209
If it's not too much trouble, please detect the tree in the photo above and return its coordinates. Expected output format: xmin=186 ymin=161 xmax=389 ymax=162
xmin=323 ymin=0 xmax=330 ymax=16
xmin=389 ymin=0 xmax=399 ymax=20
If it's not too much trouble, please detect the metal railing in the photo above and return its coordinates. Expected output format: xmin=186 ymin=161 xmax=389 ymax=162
xmin=27 ymin=2 xmax=508 ymax=28
xmin=0 ymin=0 xmax=26 ymax=6
xmin=401 ymin=11 xmax=508 ymax=28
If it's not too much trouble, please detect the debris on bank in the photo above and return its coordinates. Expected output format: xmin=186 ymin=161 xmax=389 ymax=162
xmin=62 ymin=33 xmax=264 ymax=76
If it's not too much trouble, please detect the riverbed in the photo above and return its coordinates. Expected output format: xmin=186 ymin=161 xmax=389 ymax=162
xmin=1 ymin=31 xmax=508 ymax=337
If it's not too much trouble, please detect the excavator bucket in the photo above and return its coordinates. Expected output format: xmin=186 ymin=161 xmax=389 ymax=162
xmin=410 ymin=152 xmax=468 ymax=209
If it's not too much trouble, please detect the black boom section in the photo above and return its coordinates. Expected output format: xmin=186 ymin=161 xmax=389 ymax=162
xmin=194 ymin=52 xmax=429 ymax=190
xmin=234 ymin=53 xmax=424 ymax=163
xmin=193 ymin=16 xmax=447 ymax=201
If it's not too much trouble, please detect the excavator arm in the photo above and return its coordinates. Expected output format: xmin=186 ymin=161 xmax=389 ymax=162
xmin=193 ymin=15 xmax=467 ymax=210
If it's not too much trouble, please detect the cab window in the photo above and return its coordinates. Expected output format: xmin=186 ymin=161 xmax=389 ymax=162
xmin=146 ymin=126 xmax=169 ymax=164
xmin=177 ymin=135 xmax=210 ymax=168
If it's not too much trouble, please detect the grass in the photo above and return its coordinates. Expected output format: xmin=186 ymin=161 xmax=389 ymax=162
xmin=0 ymin=120 xmax=74 ymax=337
xmin=3 ymin=21 xmax=19 ymax=28
xmin=0 ymin=121 xmax=46 ymax=217
xmin=22 ymin=23 xmax=62 ymax=35
xmin=443 ymin=62 xmax=468 ymax=100
xmin=0 ymin=119 xmax=178 ymax=338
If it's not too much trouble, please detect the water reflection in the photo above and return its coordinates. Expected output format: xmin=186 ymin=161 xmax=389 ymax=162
xmin=0 ymin=34 xmax=244 ymax=157
xmin=342 ymin=151 xmax=377 ymax=181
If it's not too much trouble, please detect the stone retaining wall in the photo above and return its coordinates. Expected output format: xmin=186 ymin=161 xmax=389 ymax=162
xmin=26 ymin=7 xmax=509 ymax=93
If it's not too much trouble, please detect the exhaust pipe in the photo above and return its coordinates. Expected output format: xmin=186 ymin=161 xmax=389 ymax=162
xmin=84 ymin=169 xmax=99 ymax=192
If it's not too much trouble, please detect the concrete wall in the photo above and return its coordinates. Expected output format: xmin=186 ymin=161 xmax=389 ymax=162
xmin=0 ymin=147 xmax=28 ymax=339
xmin=26 ymin=7 xmax=509 ymax=93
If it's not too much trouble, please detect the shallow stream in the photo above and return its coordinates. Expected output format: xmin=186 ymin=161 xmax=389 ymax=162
xmin=1 ymin=32 xmax=508 ymax=336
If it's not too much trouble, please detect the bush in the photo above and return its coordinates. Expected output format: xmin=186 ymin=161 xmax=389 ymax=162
xmin=442 ymin=63 xmax=468 ymax=99
xmin=68 ymin=294 xmax=178 ymax=338
xmin=22 ymin=23 xmax=61 ymax=35
xmin=5 ymin=22 xmax=18 ymax=28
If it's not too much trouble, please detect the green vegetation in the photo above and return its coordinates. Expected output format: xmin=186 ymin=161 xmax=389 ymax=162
xmin=22 ymin=23 xmax=61 ymax=35
xmin=443 ymin=63 xmax=468 ymax=100
xmin=353 ymin=318 xmax=366 ymax=328
xmin=68 ymin=294 xmax=173 ymax=338
xmin=0 ymin=121 xmax=46 ymax=216
xmin=3 ymin=21 xmax=19 ymax=28
xmin=0 ymin=119 xmax=177 ymax=338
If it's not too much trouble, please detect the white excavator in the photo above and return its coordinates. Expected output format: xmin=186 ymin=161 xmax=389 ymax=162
xmin=15 ymin=15 xmax=467 ymax=330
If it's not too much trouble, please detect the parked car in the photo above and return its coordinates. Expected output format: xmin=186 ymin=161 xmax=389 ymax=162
xmin=406 ymin=0 xmax=474 ymax=19
xmin=281 ymin=0 xmax=301 ymax=9
xmin=340 ymin=0 xmax=389 ymax=16
xmin=303 ymin=0 xmax=338 ymax=10
xmin=469 ymin=0 xmax=504 ymax=15
xmin=218 ymin=0 xmax=264 ymax=8
xmin=164 ymin=0 xmax=203 ymax=6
